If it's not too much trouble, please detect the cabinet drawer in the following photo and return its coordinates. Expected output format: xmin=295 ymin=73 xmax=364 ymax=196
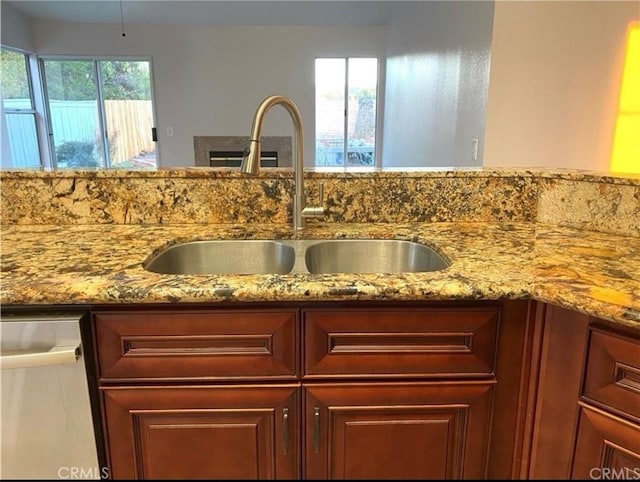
xmin=94 ymin=310 xmax=298 ymax=382
xmin=303 ymin=307 xmax=499 ymax=378
xmin=582 ymin=326 xmax=640 ymax=421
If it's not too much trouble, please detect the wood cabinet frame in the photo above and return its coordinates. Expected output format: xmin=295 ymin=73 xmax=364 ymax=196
xmin=89 ymin=299 xmax=543 ymax=479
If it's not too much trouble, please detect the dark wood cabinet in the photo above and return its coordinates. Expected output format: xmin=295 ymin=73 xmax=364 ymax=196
xmin=94 ymin=309 xmax=298 ymax=382
xmin=92 ymin=300 xmax=536 ymax=480
xmin=582 ymin=327 xmax=640 ymax=421
xmin=303 ymin=307 xmax=499 ymax=378
xmin=525 ymin=305 xmax=640 ymax=480
xmin=572 ymin=324 xmax=640 ymax=480
xmin=94 ymin=308 xmax=300 ymax=480
xmin=572 ymin=403 xmax=640 ymax=479
xmin=102 ymin=385 xmax=299 ymax=479
xmin=303 ymin=382 xmax=494 ymax=479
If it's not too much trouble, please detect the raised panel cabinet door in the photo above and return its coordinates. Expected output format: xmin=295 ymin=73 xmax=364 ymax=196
xmin=304 ymin=382 xmax=494 ymax=480
xmin=102 ymin=385 xmax=299 ymax=480
xmin=572 ymin=403 xmax=640 ymax=480
xmin=303 ymin=307 xmax=499 ymax=378
xmin=94 ymin=309 xmax=298 ymax=382
xmin=582 ymin=326 xmax=640 ymax=421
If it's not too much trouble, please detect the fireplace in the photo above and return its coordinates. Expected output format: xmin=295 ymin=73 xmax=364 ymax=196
xmin=208 ymin=150 xmax=278 ymax=167
xmin=194 ymin=136 xmax=292 ymax=167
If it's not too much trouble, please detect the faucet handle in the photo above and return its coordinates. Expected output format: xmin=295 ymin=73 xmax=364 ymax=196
xmin=301 ymin=181 xmax=327 ymax=219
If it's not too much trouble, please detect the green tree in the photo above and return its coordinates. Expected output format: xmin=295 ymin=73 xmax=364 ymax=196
xmin=101 ymin=61 xmax=151 ymax=100
xmin=2 ymin=54 xmax=152 ymax=101
xmin=42 ymin=60 xmax=151 ymax=101
xmin=44 ymin=60 xmax=96 ymax=100
xmin=1 ymin=49 xmax=30 ymax=100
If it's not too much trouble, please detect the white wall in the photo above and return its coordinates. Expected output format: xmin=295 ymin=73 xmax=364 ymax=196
xmin=382 ymin=1 xmax=494 ymax=168
xmin=32 ymin=20 xmax=387 ymax=166
xmin=484 ymin=1 xmax=639 ymax=170
xmin=0 ymin=1 xmax=34 ymax=51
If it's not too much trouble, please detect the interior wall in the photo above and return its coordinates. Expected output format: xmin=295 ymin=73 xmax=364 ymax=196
xmin=31 ymin=20 xmax=387 ymax=167
xmin=0 ymin=1 xmax=35 ymax=51
xmin=484 ymin=0 xmax=639 ymax=171
xmin=9 ymin=1 xmax=636 ymax=172
xmin=382 ymin=1 xmax=494 ymax=168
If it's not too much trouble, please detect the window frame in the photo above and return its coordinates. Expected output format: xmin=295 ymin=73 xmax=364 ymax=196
xmin=38 ymin=54 xmax=159 ymax=170
xmin=1 ymin=46 xmax=46 ymax=169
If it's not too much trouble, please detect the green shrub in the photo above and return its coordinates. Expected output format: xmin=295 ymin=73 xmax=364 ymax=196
xmin=55 ymin=141 xmax=100 ymax=168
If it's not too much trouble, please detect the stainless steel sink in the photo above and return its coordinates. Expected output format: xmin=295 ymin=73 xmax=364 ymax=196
xmin=304 ymin=239 xmax=450 ymax=274
xmin=144 ymin=240 xmax=296 ymax=275
xmin=144 ymin=238 xmax=450 ymax=275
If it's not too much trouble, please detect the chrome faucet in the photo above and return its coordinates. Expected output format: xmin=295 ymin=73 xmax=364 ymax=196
xmin=241 ymin=95 xmax=326 ymax=230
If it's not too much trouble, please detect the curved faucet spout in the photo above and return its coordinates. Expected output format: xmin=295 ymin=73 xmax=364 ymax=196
xmin=241 ymin=95 xmax=302 ymax=182
xmin=241 ymin=95 xmax=325 ymax=230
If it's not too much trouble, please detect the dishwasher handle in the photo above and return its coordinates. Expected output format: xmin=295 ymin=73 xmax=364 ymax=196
xmin=0 ymin=344 xmax=81 ymax=370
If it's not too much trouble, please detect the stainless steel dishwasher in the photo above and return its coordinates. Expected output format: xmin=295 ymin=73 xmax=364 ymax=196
xmin=1 ymin=312 xmax=102 ymax=479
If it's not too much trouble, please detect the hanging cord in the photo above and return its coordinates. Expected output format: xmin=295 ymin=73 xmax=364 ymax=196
xmin=119 ymin=0 xmax=126 ymax=37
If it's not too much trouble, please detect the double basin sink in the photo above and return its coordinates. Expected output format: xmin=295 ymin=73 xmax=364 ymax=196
xmin=144 ymin=239 xmax=450 ymax=275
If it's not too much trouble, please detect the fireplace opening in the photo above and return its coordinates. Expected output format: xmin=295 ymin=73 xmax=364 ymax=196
xmin=194 ymin=136 xmax=292 ymax=167
xmin=209 ymin=150 xmax=278 ymax=167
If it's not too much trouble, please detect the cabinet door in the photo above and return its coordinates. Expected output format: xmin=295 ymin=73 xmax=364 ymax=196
xmin=572 ymin=403 xmax=640 ymax=480
xmin=304 ymin=382 xmax=494 ymax=480
xmin=304 ymin=307 xmax=499 ymax=378
xmin=95 ymin=309 xmax=298 ymax=382
xmin=582 ymin=326 xmax=640 ymax=420
xmin=102 ymin=385 xmax=299 ymax=480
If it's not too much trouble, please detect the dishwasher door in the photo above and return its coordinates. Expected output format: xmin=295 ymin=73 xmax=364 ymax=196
xmin=1 ymin=314 xmax=101 ymax=479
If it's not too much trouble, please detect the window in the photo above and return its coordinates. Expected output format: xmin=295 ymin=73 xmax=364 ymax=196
xmin=1 ymin=48 xmax=41 ymax=169
xmin=41 ymin=58 xmax=156 ymax=169
xmin=315 ymin=57 xmax=378 ymax=169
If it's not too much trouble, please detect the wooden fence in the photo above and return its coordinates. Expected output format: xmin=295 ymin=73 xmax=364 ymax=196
xmin=104 ymin=100 xmax=154 ymax=165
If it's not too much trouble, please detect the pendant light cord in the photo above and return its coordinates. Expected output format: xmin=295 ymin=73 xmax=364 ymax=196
xmin=120 ymin=0 xmax=126 ymax=37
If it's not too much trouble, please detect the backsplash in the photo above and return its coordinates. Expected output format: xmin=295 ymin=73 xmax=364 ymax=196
xmin=0 ymin=174 xmax=289 ymax=225
xmin=537 ymin=175 xmax=640 ymax=237
xmin=318 ymin=174 xmax=537 ymax=223
xmin=0 ymin=169 xmax=537 ymax=225
xmin=1 ymin=168 xmax=638 ymax=236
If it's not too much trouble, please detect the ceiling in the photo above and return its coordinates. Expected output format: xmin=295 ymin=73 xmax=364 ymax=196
xmin=3 ymin=0 xmax=426 ymax=26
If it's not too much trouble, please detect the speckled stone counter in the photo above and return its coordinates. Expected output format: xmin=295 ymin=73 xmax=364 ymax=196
xmin=1 ymin=168 xmax=638 ymax=329
xmin=532 ymin=225 xmax=640 ymax=327
xmin=0 ymin=222 xmax=533 ymax=303
xmin=1 ymin=221 xmax=638 ymax=329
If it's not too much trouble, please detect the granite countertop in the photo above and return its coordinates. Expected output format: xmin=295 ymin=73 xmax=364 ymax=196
xmin=1 ymin=221 xmax=638 ymax=329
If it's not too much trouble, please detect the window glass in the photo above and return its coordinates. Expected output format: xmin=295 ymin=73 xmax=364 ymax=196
xmin=315 ymin=58 xmax=346 ymax=167
xmin=1 ymin=49 xmax=32 ymax=109
xmin=315 ymin=57 xmax=377 ymax=169
xmin=41 ymin=58 xmax=157 ymax=169
xmin=43 ymin=60 xmax=105 ymax=168
xmin=347 ymin=58 xmax=377 ymax=167
xmin=1 ymin=48 xmax=40 ymax=169
xmin=99 ymin=60 xmax=156 ymax=168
